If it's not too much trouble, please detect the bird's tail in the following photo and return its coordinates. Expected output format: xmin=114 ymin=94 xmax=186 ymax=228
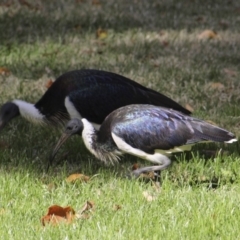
xmin=188 ymin=120 xmax=237 ymax=144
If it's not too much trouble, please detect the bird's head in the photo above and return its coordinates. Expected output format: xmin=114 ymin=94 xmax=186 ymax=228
xmin=48 ymin=118 xmax=84 ymax=168
xmin=65 ymin=118 xmax=84 ymax=136
xmin=0 ymin=102 xmax=20 ymax=132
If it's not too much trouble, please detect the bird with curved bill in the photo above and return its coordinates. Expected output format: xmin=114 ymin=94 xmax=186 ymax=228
xmin=0 ymin=69 xmax=190 ymax=133
xmin=50 ymin=104 xmax=237 ymax=177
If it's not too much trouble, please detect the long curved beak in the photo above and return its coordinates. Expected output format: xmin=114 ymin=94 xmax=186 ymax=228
xmin=48 ymin=132 xmax=72 ymax=170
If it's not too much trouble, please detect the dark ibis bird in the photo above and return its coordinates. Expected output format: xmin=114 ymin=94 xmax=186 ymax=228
xmin=0 ymin=69 xmax=190 ymax=132
xmin=50 ymin=104 xmax=237 ymax=177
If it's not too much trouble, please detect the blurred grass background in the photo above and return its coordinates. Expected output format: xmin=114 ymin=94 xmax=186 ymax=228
xmin=0 ymin=0 xmax=240 ymax=239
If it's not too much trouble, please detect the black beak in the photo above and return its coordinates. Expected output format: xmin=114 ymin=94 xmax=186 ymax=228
xmin=47 ymin=132 xmax=72 ymax=171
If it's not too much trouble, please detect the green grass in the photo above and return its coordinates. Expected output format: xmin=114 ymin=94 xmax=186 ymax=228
xmin=0 ymin=0 xmax=240 ymax=239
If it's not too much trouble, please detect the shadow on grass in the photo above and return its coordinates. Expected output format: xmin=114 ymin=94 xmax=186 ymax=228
xmin=0 ymin=119 xmax=239 ymax=188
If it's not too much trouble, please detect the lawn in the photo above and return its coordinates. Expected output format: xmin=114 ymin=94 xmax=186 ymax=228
xmin=0 ymin=0 xmax=240 ymax=239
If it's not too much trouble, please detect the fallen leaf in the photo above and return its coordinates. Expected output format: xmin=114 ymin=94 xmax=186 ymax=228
xmin=0 ymin=140 xmax=10 ymax=149
xmin=18 ymin=0 xmax=41 ymax=10
xmin=223 ymin=68 xmax=237 ymax=77
xmin=42 ymin=215 xmax=65 ymax=226
xmin=76 ymin=201 xmax=94 ymax=219
xmin=18 ymin=0 xmax=32 ymax=8
xmin=159 ymin=30 xmax=166 ymax=36
xmin=66 ymin=173 xmax=90 ymax=183
xmin=113 ymin=204 xmax=122 ymax=211
xmin=143 ymin=191 xmax=156 ymax=202
xmin=209 ymin=82 xmax=225 ymax=91
xmin=92 ymin=0 xmax=101 ymax=6
xmin=45 ymin=79 xmax=53 ymax=89
xmin=0 ymin=208 xmax=6 ymax=215
xmin=0 ymin=1 xmax=14 ymax=7
xmin=195 ymin=16 xmax=206 ymax=23
xmin=74 ymin=24 xmax=82 ymax=31
xmin=162 ymin=40 xmax=169 ymax=47
xmin=47 ymin=182 xmax=56 ymax=191
xmin=41 ymin=205 xmax=75 ymax=226
xmin=198 ymin=30 xmax=218 ymax=40
xmin=80 ymin=201 xmax=94 ymax=212
xmin=139 ymin=171 xmax=156 ymax=181
xmin=185 ymin=103 xmax=194 ymax=113
xmin=0 ymin=67 xmax=10 ymax=75
xmin=132 ymin=163 xmax=140 ymax=170
xmin=96 ymin=28 xmax=107 ymax=39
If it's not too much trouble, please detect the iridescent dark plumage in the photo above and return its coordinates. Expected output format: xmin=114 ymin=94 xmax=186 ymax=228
xmin=51 ymin=104 xmax=237 ymax=176
xmin=35 ymin=69 xmax=191 ymax=124
xmin=0 ymin=69 xmax=190 ymax=131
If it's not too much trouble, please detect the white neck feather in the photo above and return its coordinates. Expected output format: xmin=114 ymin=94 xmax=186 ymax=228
xmin=81 ymin=118 xmax=122 ymax=164
xmin=64 ymin=97 xmax=82 ymax=120
xmin=65 ymin=97 xmax=100 ymax=130
xmin=81 ymin=118 xmax=98 ymax=156
xmin=13 ymin=100 xmax=45 ymax=125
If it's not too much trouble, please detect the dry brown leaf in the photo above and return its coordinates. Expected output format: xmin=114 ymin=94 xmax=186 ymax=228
xmin=142 ymin=191 xmax=156 ymax=202
xmin=0 ymin=0 xmax=14 ymax=7
xmin=66 ymin=173 xmax=90 ymax=183
xmin=74 ymin=24 xmax=82 ymax=31
xmin=18 ymin=0 xmax=41 ymax=10
xmin=195 ymin=16 xmax=206 ymax=23
xmin=92 ymin=0 xmax=101 ymax=6
xmin=185 ymin=103 xmax=194 ymax=113
xmin=96 ymin=28 xmax=107 ymax=39
xmin=45 ymin=79 xmax=53 ymax=89
xmin=132 ymin=163 xmax=140 ymax=170
xmin=0 ymin=140 xmax=10 ymax=149
xmin=139 ymin=171 xmax=156 ymax=180
xmin=209 ymin=82 xmax=225 ymax=91
xmin=162 ymin=40 xmax=169 ymax=47
xmin=198 ymin=30 xmax=218 ymax=40
xmin=0 ymin=67 xmax=10 ymax=75
xmin=223 ymin=68 xmax=237 ymax=77
xmin=47 ymin=182 xmax=56 ymax=191
xmin=159 ymin=30 xmax=166 ymax=36
xmin=81 ymin=201 xmax=94 ymax=212
xmin=76 ymin=201 xmax=94 ymax=219
xmin=41 ymin=205 xmax=75 ymax=226
xmin=113 ymin=204 xmax=122 ymax=211
xmin=0 ymin=208 xmax=6 ymax=215
xmin=18 ymin=0 xmax=32 ymax=8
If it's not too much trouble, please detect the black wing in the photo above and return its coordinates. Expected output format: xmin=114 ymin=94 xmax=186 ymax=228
xmin=67 ymin=69 xmax=190 ymax=124
xmin=35 ymin=69 xmax=190 ymax=125
xmin=109 ymin=105 xmax=235 ymax=154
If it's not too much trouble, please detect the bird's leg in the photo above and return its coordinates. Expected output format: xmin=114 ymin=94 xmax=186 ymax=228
xmin=132 ymin=154 xmax=171 ymax=178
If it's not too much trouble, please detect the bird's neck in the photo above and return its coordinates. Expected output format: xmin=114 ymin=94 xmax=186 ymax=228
xmin=64 ymin=97 xmax=100 ymax=129
xmin=13 ymin=100 xmax=45 ymax=125
xmin=81 ymin=119 xmax=121 ymax=164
